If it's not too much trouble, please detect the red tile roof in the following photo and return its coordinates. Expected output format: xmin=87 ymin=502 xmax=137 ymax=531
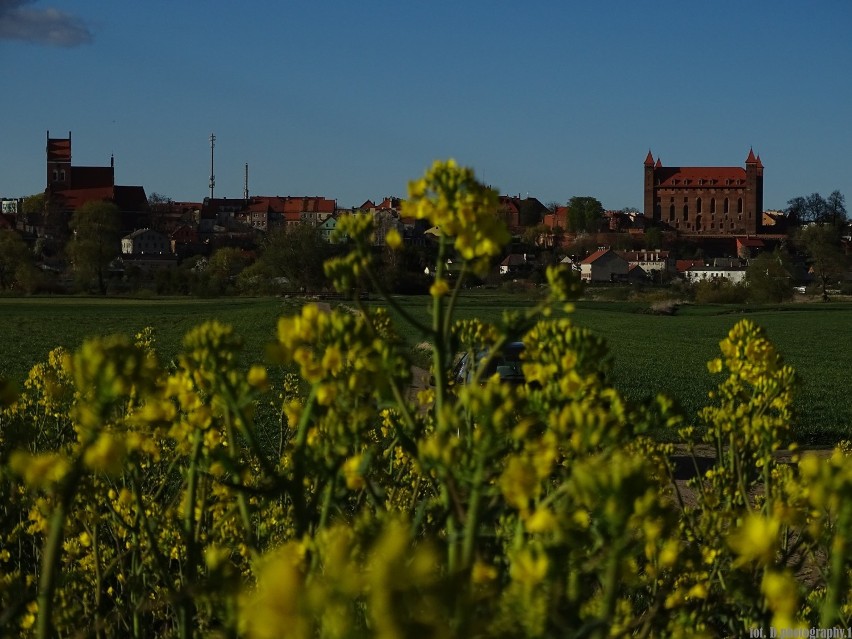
xmin=581 ymin=248 xmax=611 ymax=265
xmin=675 ymin=259 xmax=704 ymax=272
xmin=654 ymin=166 xmax=747 ymax=187
xmin=282 ymin=197 xmax=336 ymax=214
xmin=736 ymin=237 xmax=764 ymax=248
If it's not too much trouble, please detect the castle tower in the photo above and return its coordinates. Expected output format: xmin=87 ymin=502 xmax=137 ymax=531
xmin=744 ymin=148 xmax=763 ymax=234
xmin=643 ymin=150 xmax=656 ymax=221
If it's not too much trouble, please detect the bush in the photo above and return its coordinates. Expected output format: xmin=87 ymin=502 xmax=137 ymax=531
xmin=693 ymin=277 xmax=749 ymax=304
xmin=2 ymin=161 xmax=851 ymax=637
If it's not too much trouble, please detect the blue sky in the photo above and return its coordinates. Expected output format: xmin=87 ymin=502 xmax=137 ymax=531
xmin=1 ymin=1 xmax=850 ymax=210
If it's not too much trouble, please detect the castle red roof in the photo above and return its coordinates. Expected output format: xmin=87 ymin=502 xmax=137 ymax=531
xmin=746 ymin=148 xmax=757 ymax=164
xmin=653 ymin=166 xmax=747 ymax=187
xmin=644 ymin=150 xmax=654 ymax=166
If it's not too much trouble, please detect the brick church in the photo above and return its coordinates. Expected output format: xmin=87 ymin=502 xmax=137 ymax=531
xmin=643 ymin=149 xmax=764 ymax=235
xmin=45 ymin=131 xmax=148 ymax=234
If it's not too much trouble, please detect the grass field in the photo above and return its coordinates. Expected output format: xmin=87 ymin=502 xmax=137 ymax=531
xmin=1 ymin=295 xmax=850 ymax=443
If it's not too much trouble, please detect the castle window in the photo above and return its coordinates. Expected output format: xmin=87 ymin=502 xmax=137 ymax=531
xmin=59 ymin=170 xmax=65 ymax=181
xmin=52 ymin=170 xmax=58 ymax=181
xmin=698 ymin=179 xmax=703 ymax=186
xmin=669 ymin=204 xmax=675 ymax=221
xmin=724 ymin=198 xmax=729 ymax=214
xmin=725 ymin=179 xmax=730 ymax=186
xmin=737 ymin=198 xmax=743 ymax=214
xmin=696 ymin=197 xmax=702 ymax=213
xmin=683 ymin=204 xmax=689 ymax=221
xmin=710 ymin=198 xmax=716 ymax=214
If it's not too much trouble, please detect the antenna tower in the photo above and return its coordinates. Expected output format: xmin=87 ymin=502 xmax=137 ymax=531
xmin=244 ymin=163 xmax=249 ymax=201
xmin=209 ymin=133 xmax=216 ymax=199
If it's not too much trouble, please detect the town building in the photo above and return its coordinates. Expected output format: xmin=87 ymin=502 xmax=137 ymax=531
xmin=643 ymin=150 xmax=764 ymax=236
xmin=580 ymin=249 xmax=629 ymax=282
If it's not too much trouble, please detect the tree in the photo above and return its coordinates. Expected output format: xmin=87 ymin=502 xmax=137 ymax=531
xmin=745 ymin=249 xmax=794 ymax=303
xmin=567 ymin=196 xmax=603 ymax=233
xmin=824 ymin=190 xmax=847 ymax=228
xmin=203 ymin=247 xmax=251 ymax=295
xmin=786 ymin=191 xmax=846 ymax=227
xmin=258 ymin=223 xmax=333 ymax=291
xmin=67 ymin=201 xmax=121 ymax=294
xmin=643 ymin=226 xmax=663 ymax=250
xmin=795 ymin=224 xmax=847 ymax=301
xmin=0 ymin=229 xmax=33 ymax=290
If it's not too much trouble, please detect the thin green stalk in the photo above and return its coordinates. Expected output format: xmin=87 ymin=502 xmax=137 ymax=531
xmin=461 ymin=448 xmax=485 ymax=569
xmin=178 ymin=428 xmax=204 ymax=639
xmin=223 ymin=411 xmax=256 ymax=552
xmin=36 ymin=460 xmax=83 ymax=639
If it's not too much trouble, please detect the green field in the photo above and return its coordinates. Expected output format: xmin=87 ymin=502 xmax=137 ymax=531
xmin=1 ymin=295 xmax=850 ymax=443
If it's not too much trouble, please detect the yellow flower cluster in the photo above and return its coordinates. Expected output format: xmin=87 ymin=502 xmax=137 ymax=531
xmin=402 ymin=159 xmax=509 ymax=274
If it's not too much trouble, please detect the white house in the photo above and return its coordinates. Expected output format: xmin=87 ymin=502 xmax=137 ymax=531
xmin=684 ymin=265 xmax=747 ymax=284
xmin=121 ymin=228 xmax=171 ymax=256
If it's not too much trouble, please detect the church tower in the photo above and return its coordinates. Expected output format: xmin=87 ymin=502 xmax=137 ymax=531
xmin=46 ymin=131 xmax=72 ymax=192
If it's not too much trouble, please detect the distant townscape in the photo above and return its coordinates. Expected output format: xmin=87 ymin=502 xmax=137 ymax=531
xmin=0 ymin=132 xmax=849 ymax=298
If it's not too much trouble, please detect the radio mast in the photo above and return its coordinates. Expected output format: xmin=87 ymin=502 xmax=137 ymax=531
xmin=209 ymin=133 xmax=216 ymax=199
xmin=244 ymin=163 xmax=249 ymax=201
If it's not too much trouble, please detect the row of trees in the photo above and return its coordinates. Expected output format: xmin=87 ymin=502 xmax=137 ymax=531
xmin=786 ymin=190 xmax=847 ymax=226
